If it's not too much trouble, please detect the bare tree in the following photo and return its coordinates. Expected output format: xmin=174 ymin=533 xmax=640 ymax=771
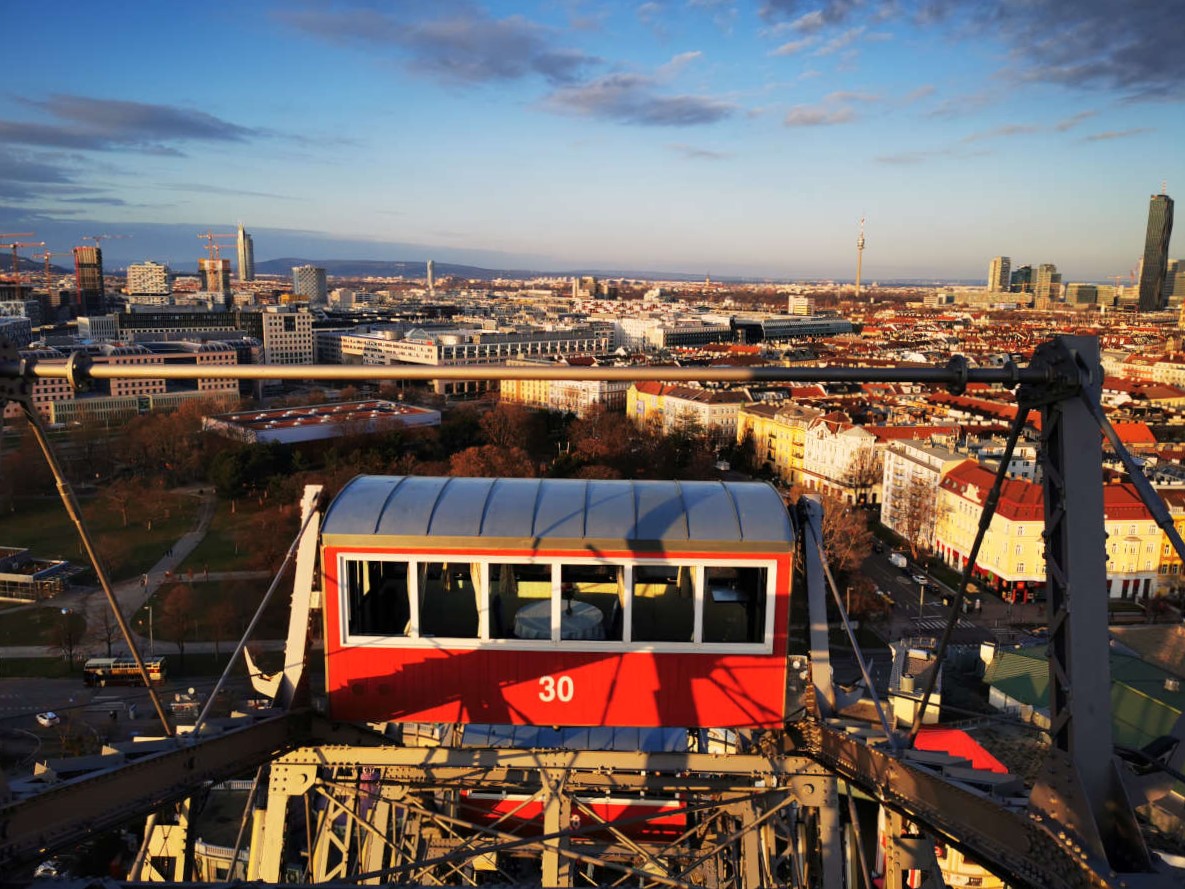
xmin=896 ymin=474 xmax=942 ymax=560
xmin=89 ymin=603 xmax=120 ymax=658
xmin=842 ymin=446 xmax=883 ymax=506
xmin=158 ymin=584 xmax=196 ymax=667
xmin=52 ymin=609 xmax=84 ymax=669
xmin=208 ymin=600 xmax=239 ymax=660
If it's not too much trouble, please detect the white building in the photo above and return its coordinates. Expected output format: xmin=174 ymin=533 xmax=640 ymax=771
xmin=628 ymin=383 xmax=751 ymax=444
xmin=77 ymin=315 xmax=120 ymax=342
xmin=799 ymin=413 xmax=880 ymax=504
xmin=126 ymin=261 xmax=171 ymax=296
xmin=881 ymin=441 xmax=965 ymax=552
xmin=261 ymin=308 xmax=314 ymax=365
xmin=292 ymin=265 xmax=328 ymax=306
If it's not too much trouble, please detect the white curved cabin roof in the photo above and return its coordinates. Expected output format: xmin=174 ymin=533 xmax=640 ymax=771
xmin=321 ymin=476 xmax=793 ymax=551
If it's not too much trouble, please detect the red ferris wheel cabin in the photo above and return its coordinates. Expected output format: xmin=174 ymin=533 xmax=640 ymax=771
xmin=320 ymin=476 xmax=796 ymax=729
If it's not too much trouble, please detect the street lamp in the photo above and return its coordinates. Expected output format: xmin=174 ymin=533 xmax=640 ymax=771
xmin=147 ymin=606 xmax=154 ymax=657
xmin=917 ymin=580 xmax=925 ymax=619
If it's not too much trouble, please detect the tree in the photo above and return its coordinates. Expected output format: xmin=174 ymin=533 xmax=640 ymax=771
xmin=158 ymin=584 xmax=196 ymax=667
xmin=88 ymin=602 xmax=120 ymax=658
xmin=52 ymin=608 xmax=85 ymax=669
xmin=843 ymin=445 xmax=883 ymax=506
xmin=103 ymin=479 xmax=143 ymax=528
xmin=795 ymin=490 xmax=874 ymax=578
xmin=896 ymin=475 xmax=941 ymax=560
xmin=479 ymin=403 xmax=549 ymax=455
xmin=449 ymin=445 xmax=537 ymax=478
xmin=208 ymin=599 xmax=240 ymax=660
xmin=569 ymin=404 xmax=639 ymax=470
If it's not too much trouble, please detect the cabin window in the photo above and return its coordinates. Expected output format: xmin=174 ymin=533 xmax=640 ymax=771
xmin=703 ymin=566 xmax=767 ymax=643
xmin=490 ymin=563 xmax=553 ymax=640
xmin=632 ymin=564 xmax=694 ymax=643
xmin=561 ymin=563 xmax=624 ymax=641
xmin=418 ymin=562 xmax=479 ymax=639
xmin=345 ymin=558 xmax=410 ymax=637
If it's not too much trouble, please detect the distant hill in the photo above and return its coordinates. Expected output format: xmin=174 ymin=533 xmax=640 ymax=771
xmin=252 ymin=258 xmax=541 ymax=280
xmin=250 ymin=258 xmax=731 ymax=282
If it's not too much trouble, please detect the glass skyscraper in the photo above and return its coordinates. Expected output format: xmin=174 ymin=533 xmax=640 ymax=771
xmin=1138 ymin=192 xmax=1174 ymax=311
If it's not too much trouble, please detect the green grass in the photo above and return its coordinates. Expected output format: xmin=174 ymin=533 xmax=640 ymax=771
xmin=0 ymin=492 xmax=199 ymax=581
xmin=177 ymin=498 xmax=273 ymax=573
xmin=0 ymin=606 xmax=87 ymax=647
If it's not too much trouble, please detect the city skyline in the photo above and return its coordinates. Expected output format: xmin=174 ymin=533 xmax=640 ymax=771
xmin=1 ymin=1 xmax=1182 ymax=280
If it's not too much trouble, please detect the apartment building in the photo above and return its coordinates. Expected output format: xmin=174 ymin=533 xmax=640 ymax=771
xmin=627 ymin=383 xmax=750 ymax=443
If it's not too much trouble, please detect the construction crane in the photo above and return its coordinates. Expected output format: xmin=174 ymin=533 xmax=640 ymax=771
xmin=0 ymin=233 xmax=45 ymax=287
xmin=197 ymin=229 xmax=236 ymax=260
xmin=33 ymin=250 xmax=72 ymax=305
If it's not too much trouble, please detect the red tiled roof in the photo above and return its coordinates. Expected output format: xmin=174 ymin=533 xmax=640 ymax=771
xmin=865 ymin=425 xmax=960 ymax=442
xmin=1110 ymin=422 xmax=1157 ymax=446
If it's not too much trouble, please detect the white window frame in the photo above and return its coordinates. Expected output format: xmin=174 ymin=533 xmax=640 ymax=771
xmin=337 ymin=552 xmax=779 ymax=654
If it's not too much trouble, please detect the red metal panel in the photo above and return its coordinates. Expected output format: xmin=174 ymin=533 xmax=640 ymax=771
xmin=321 ymin=545 xmax=792 ymax=729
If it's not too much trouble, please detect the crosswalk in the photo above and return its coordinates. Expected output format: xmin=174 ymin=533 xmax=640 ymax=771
xmin=909 ymin=616 xmax=978 ymax=632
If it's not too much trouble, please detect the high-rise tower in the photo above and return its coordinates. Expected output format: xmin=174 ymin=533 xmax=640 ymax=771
xmin=293 ymin=265 xmax=327 ymax=305
xmin=237 ymin=223 xmax=255 ymax=282
xmin=988 ymin=256 xmax=1011 ymax=292
xmin=1138 ymin=191 xmax=1174 ymax=311
xmin=72 ymin=245 xmax=104 ymax=315
xmin=856 ymin=216 xmax=866 ymax=303
xmin=426 ymin=259 xmax=435 ymax=296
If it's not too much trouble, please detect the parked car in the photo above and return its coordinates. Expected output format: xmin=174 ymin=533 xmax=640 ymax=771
xmin=889 ymin=552 xmax=908 ymax=570
xmin=35 ymin=712 xmax=60 ymax=728
xmin=911 ymin=574 xmax=929 ymax=587
xmin=872 ymin=542 xmax=884 ymax=554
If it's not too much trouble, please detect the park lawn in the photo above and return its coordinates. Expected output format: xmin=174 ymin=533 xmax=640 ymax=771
xmin=0 ymin=492 xmax=199 ymax=581
xmin=0 ymin=606 xmax=87 ymax=647
xmin=134 ymin=576 xmax=294 ymax=647
xmin=177 ymin=498 xmax=276 ymax=573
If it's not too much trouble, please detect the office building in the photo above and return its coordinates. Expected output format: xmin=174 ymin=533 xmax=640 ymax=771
xmin=261 ymin=307 xmax=314 ymax=365
xmin=126 ymin=261 xmax=171 ymax=296
xmin=1064 ymin=283 xmax=1099 ymax=305
xmin=1034 ymin=263 xmax=1061 ymax=303
xmin=72 ymin=246 xmax=105 ymax=315
xmin=237 ymin=224 xmax=255 ymax=282
xmin=426 ymin=259 xmax=435 ymax=295
xmin=987 ymin=256 xmax=1011 ymax=292
xmin=1138 ymin=192 xmax=1174 ymax=311
xmin=1165 ymin=259 xmax=1183 ymax=305
xmin=1010 ymin=265 xmax=1032 ymax=293
xmin=292 ymin=265 xmax=327 ymax=306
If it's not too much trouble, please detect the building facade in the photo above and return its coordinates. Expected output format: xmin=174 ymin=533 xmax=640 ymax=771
xmin=261 ymin=308 xmax=314 ymax=365
xmin=1139 ymin=192 xmax=1175 ymax=311
xmin=237 ymin=224 xmax=255 ymax=282
xmin=293 ymin=265 xmax=328 ymax=306
xmin=880 ymin=441 xmax=965 ymax=554
xmin=736 ymin=402 xmax=823 ymax=485
xmin=126 ymin=261 xmax=171 ymax=296
xmin=987 ymin=256 xmax=1011 ymax=292
xmin=72 ymin=245 xmax=104 ymax=315
xmin=628 ymin=383 xmax=751 ymax=444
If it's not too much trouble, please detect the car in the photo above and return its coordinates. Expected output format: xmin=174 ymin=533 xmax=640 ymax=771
xmin=35 ymin=711 xmax=60 ymax=728
xmin=875 ymin=589 xmax=895 ymax=606
xmin=872 ymin=542 xmax=884 ymax=554
xmin=911 ymin=574 xmax=929 ymax=587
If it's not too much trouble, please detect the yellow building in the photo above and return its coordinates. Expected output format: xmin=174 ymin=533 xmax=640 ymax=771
xmin=937 ymin=460 xmax=1160 ymax=602
xmin=1156 ymin=489 xmax=1185 ymax=591
xmin=735 ymin=402 xmax=822 ymax=484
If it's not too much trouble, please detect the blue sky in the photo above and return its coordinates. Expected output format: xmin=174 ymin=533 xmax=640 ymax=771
xmin=1 ymin=0 xmax=1182 ymax=280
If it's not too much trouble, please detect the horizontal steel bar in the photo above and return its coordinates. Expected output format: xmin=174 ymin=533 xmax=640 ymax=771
xmin=0 ymin=713 xmax=308 ymax=872
xmin=14 ymin=360 xmax=1052 ymax=385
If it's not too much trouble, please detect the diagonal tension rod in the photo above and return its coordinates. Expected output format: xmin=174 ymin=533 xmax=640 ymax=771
xmin=906 ymin=404 xmax=1031 ymax=749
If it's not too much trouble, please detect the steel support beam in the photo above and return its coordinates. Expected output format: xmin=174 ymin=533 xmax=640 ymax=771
xmin=1024 ymin=336 xmax=1152 ymax=874
xmin=0 ymin=713 xmax=306 ymax=873
xmin=799 ymin=495 xmax=836 ymax=715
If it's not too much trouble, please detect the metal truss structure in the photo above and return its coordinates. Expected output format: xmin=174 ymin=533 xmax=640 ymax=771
xmin=1 ymin=335 xmax=1184 ymax=887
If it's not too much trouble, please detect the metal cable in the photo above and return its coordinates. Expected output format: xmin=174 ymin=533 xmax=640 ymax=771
xmin=906 ymin=404 xmax=1030 ymax=749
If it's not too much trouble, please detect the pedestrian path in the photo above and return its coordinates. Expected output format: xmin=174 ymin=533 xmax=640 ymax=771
xmin=0 ymin=487 xmax=286 ymax=660
xmin=909 ymin=616 xmax=978 ymax=632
